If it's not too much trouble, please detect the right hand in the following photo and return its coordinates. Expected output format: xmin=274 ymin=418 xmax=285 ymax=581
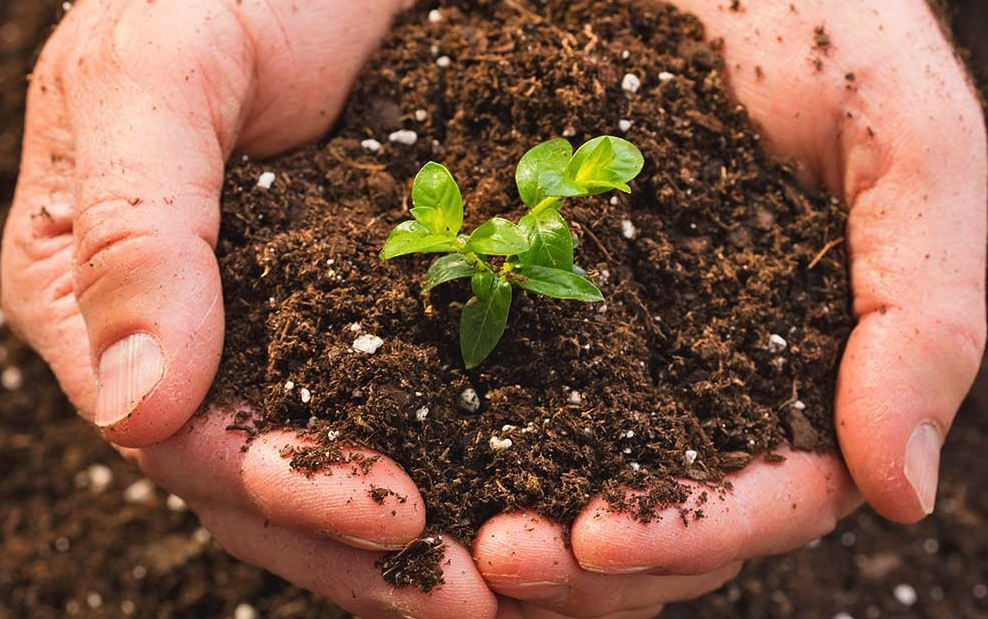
xmin=0 ymin=1 xmax=496 ymax=617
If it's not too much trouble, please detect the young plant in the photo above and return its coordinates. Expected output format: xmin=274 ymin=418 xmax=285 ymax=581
xmin=381 ymin=135 xmax=644 ymax=368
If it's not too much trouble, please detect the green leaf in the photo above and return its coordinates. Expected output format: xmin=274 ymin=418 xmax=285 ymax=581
xmin=514 ymin=264 xmax=603 ymax=302
xmin=515 ymin=138 xmax=573 ymax=207
xmin=567 ymin=136 xmax=645 ymax=195
xmin=412 ymin=162 xmax=463 ymax=235
xmin=460 ymin=273 xmax=512 ymax=368
xmin=517 ymin=210 xmax=573 ymax=270
xmin=380 ymin=220 xmax=458 ymax=259
xmin=464 ymin=218 xmax=529 ymax=256
xmin=423 ymin=254 xmax=478 ymax=291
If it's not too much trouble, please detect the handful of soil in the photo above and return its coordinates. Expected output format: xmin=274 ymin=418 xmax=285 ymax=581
xmin=211 ymin=0 xmax=852 ymax=589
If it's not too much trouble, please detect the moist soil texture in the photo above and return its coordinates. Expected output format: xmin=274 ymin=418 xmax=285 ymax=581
xmin=212 ymin=0 xmax=852 ymax=585
xmin=3 ymin=0 xmax=988 ymax=618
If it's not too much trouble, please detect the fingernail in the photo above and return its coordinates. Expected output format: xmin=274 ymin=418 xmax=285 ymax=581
xmin=579 ymin=562 xmax=654 ymax=575
xmin=385 ymin=610 xmax=421 ymax=619
xmin=335 ymin=532 xmax=405 ymax=551
xmin=904 ymin=423 xmax=942 ymax=515
xmin=95 ymin=333 xmax=164 ymax=427
xmin=498 ymin=582 xmax=571 ymax=603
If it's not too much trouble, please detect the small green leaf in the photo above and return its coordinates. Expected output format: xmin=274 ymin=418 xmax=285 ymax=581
xmin=423 ymin=254 xmax=478 ymax=291
xmin=517 ymin=210 xmax=573 ymax=270
xmin=380 ymin=220 xmax=458 ymax=259
xmin=460 ymin=273 xmax=512 ymax=368
xmin=412 ymin=162 xmax=463 ymax=235
xmin=567 ymin=136 xmax=645 ymax=195
xmin=516 ymin=138 xmax=573 ymax=207
xmin=410 ymin=206 xmax=445 ymax=233
xmin=464 ymin=218 xmax=529 ymax=256
xmin=514 ymin=264 xmax=603 ymax=302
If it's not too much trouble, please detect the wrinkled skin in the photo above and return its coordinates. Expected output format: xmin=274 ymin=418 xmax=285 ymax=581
xmin=1 ymin=1 xmax=983 ymax=618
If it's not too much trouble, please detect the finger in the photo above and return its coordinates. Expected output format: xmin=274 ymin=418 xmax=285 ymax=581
xmin=134 ymin=406 xmax=425 ymax=549
xmin=476 ymin=511 xmax=740 ymax=617
xmin=672 ymin=1 xmax=987 ymax=523
xmin=196 ymin=503 xmax=498 ymax=619
xmin=570 ymin=450 xmax=859 ymax=576
xmin=0 ymin=20 xmax=96 ymax=414
xmin=496 ymin=597 xmax=667 ymax=619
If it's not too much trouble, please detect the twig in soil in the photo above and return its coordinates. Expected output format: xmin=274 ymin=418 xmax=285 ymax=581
xmin=327 ymin=147 xmax=387 ymax=172
xmin=807 ymin=236 xmax=845 ymax=270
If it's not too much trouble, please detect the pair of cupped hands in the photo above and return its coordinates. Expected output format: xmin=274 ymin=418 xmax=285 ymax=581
xmin=1 ymin=0 xmax=984 ymax=617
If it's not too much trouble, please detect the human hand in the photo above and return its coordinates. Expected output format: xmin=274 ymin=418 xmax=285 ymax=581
xmin=0 ymin=1 xmax=497 ymax=617
xmin=474 ymin=1 xmax=986 ymax=617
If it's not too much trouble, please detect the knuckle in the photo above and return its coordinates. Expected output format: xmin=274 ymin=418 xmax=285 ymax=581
xmin=72 ymin=198 xmax=161 ymax=301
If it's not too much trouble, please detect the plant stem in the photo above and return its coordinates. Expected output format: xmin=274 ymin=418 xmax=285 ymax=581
xmin=530 ymin=196 xmax=562 ymax=216
xmin=463 ymin=251 xmax=494 ymax=275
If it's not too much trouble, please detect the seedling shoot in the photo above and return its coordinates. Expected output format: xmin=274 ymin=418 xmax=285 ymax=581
xmin=381 ymin=135 xmax=645 ymax=368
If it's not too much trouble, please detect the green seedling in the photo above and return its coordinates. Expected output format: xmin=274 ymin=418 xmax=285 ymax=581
xmin=381 ymin=135 xmax=644 ymax=368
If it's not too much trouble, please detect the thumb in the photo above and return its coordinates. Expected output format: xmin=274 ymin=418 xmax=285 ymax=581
xmin=58 ymin=2 xmax=259 ymax=447
xmin=70 ymin=69 xmax=233 ymax=447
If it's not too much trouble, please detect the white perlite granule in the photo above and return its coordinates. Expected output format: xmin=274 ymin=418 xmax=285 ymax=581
xmin=123 ymin=479 xmax=155 ymax=504
xmin=767 ymin=333 xmax=788 ymax=353
xmin=459 ymin=388 xmax=480 ymax=413
xmin=353 ymin=334 xmax=384 ymax=354
xmin=389 ymin=130 xmax=418 ymax=145
xmin=256 ymin=171 xmax=276 ymax=189
xmin=360 ymin=139 xmax=382 ymax=152
xmin=489 ymin=435 xmax=513 ymax=451
xmin=622 ymin=73 xmax=641 ymax=93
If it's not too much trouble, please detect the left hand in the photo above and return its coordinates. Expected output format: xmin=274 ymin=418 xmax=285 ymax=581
xmin=475 ymin=2 xmax=986 ymax=617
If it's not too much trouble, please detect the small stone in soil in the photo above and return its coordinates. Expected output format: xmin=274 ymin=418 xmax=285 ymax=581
xmin=166 ymin=494 xmax=188 ymax=512
xmin=353 ymin=334 xmax=385 ymax=354
xmin=123 ymin=479 xmax=156 ymax=504
xmin=234 ymin=603 xmax=259 ymax=619
xmin=622 ymin=72 xmax=641 ymax=93
xmin=893 ymin=583 xmax=917 ymax=606
xmin=360 ymin=139 xmax=382 ymax=153
xmin=256 ymin=171 xmax=276 ymax=189
xmin=767 ymin=333 xmax=788 ymax=353
xmin=458 ymin=388 xmax=480 ymax=413
xmin=191 ymin=527 xmax=212 ymax=545
xmin=388 ymin=130 xmax=418 ymax=145
xmin=1 ymin=365 xmax=22 ymax=390
xmin=86 ymin=463 xmax=114 ymax=493
xmin=86 ymin=592 xmax=102 ymax=609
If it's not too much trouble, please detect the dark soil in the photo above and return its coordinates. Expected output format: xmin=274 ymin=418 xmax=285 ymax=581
xmin=2 ymin=0 xmax=986 ymax=618
xmin=213 ymin=1 xmax=852 ymax=571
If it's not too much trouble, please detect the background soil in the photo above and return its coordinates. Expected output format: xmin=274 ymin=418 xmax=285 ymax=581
xmin=1 ymin=2 xmax=986 ymax=618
